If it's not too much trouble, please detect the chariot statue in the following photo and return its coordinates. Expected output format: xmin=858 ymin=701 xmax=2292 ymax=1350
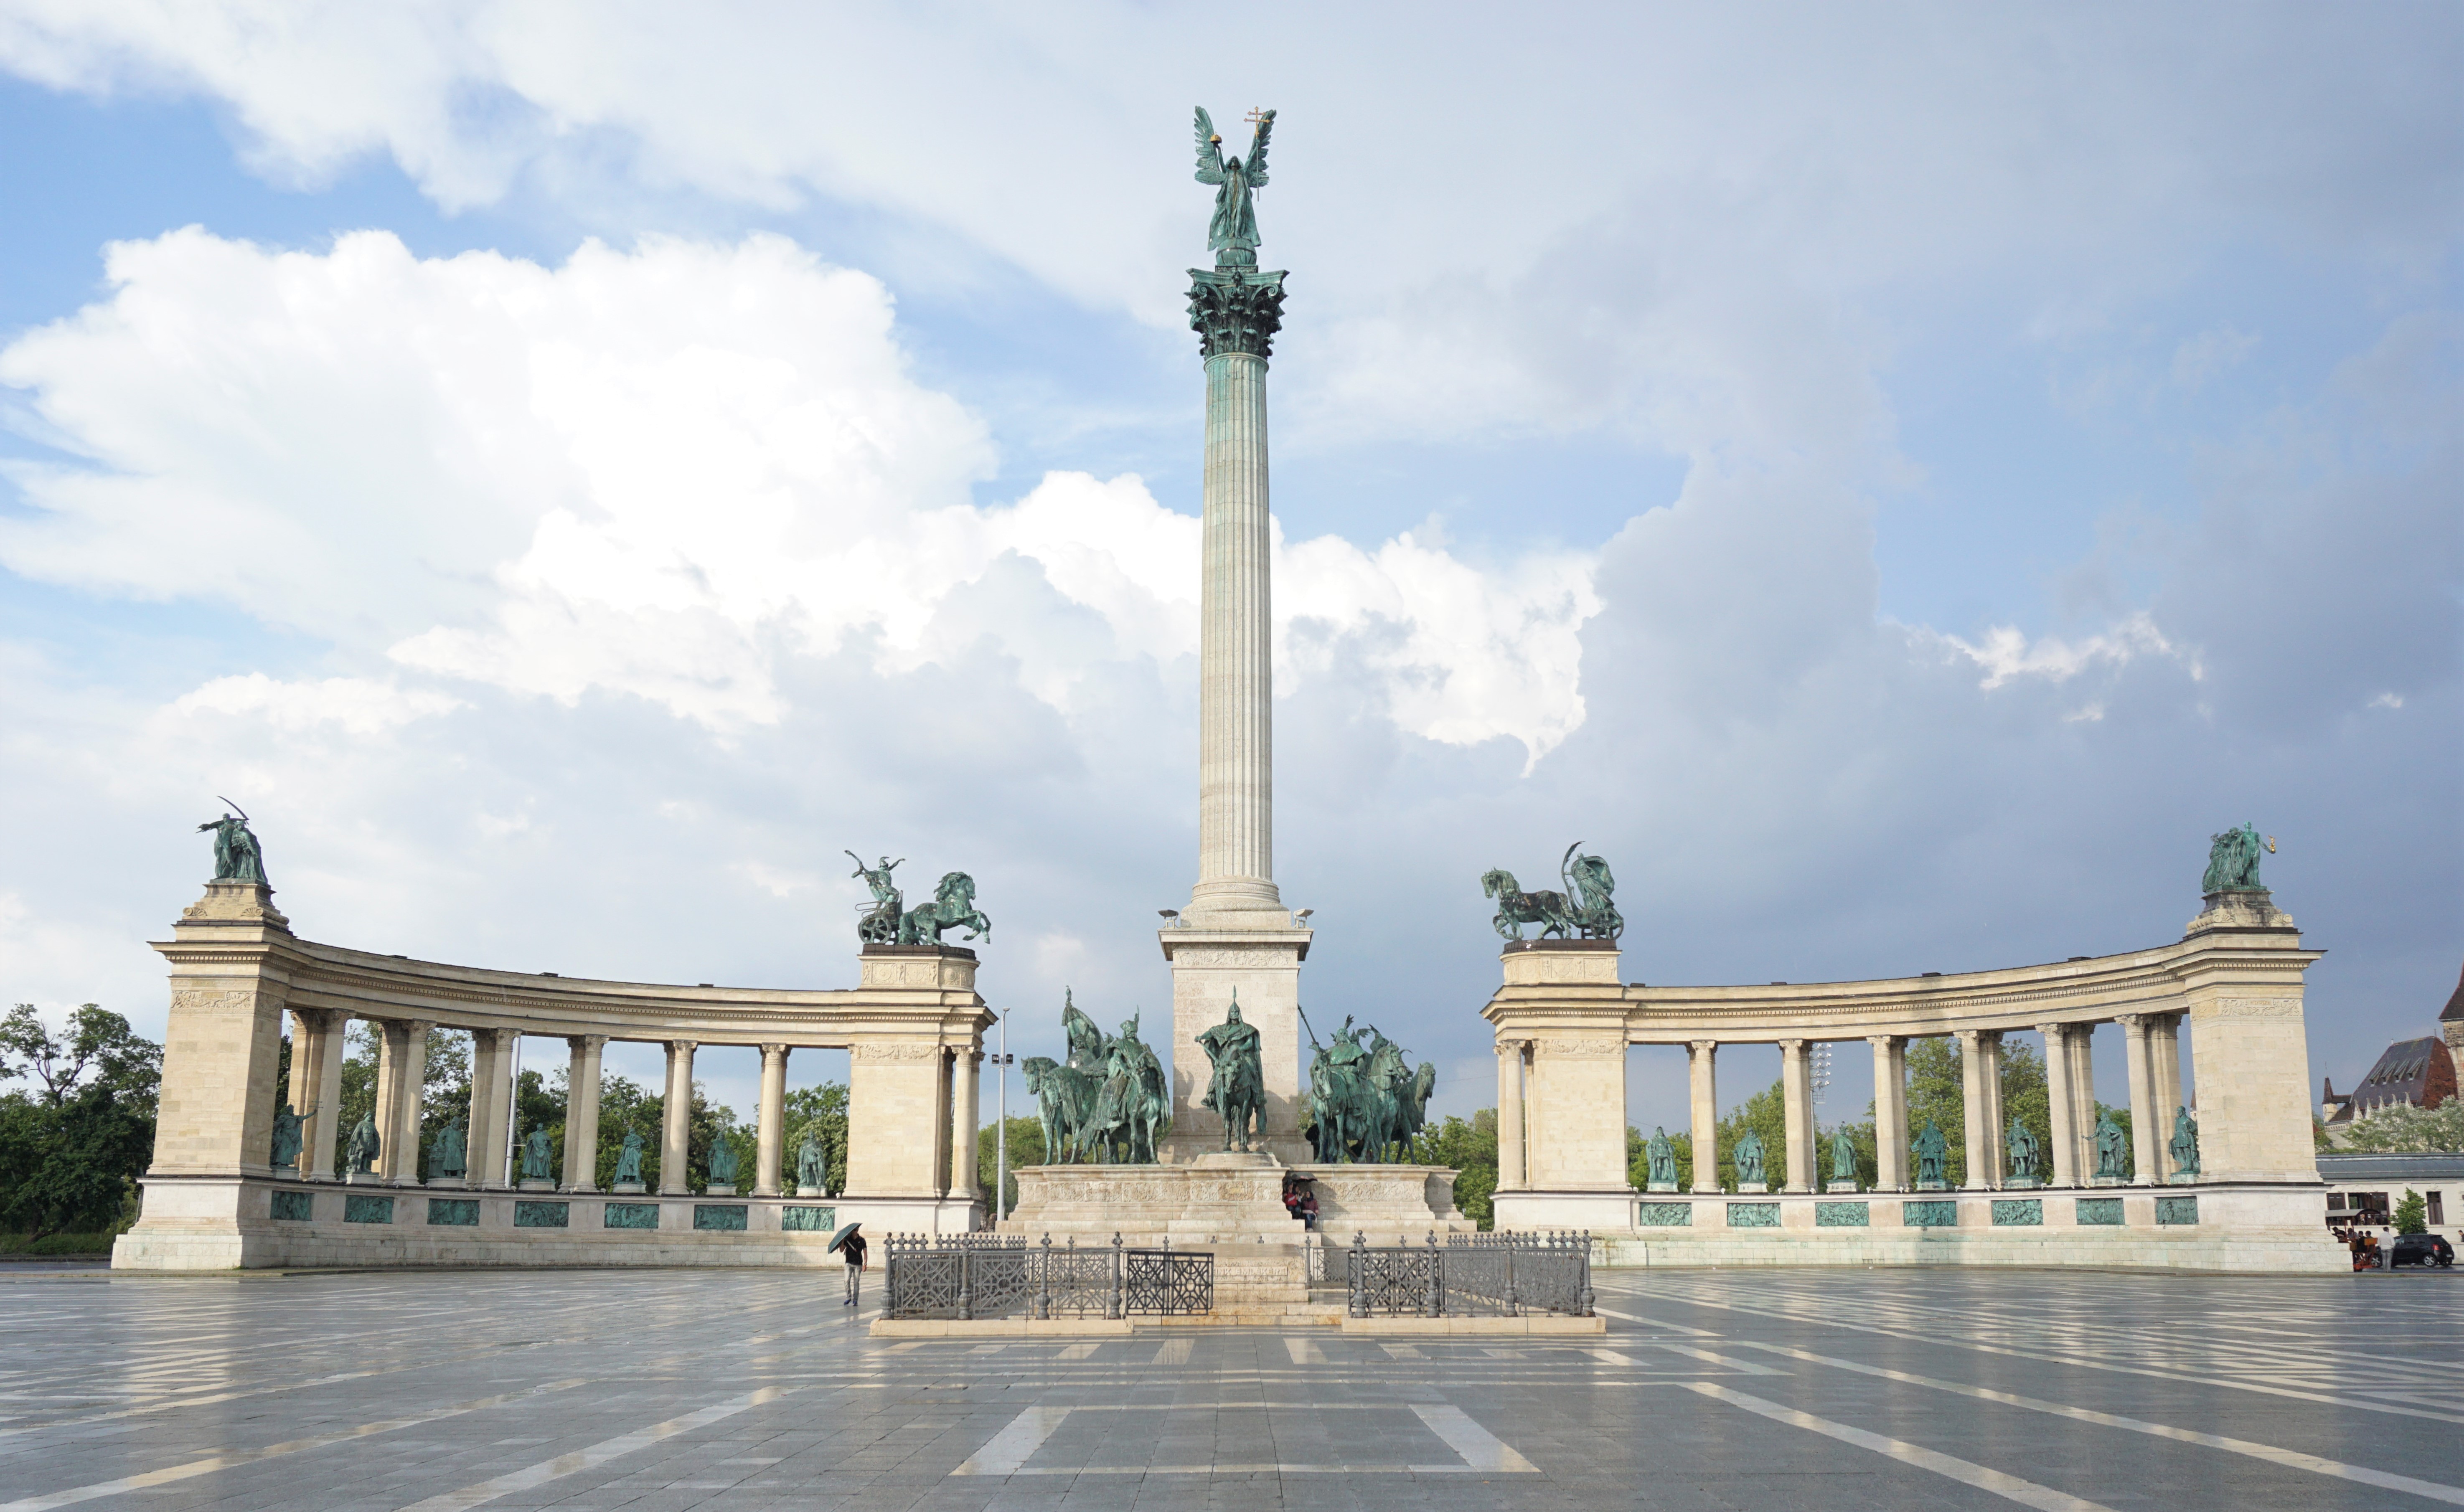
xmin=899 ymin=871 xmax=991 ymax=946
xmin=846 ymin=852 xmax=905 ymax=943
xmin=1482 ymin=842 xmax=1622 ymax=942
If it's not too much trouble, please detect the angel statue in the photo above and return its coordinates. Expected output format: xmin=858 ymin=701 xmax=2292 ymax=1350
xmin=1194 ymin=106 xmax=1274 ymax=266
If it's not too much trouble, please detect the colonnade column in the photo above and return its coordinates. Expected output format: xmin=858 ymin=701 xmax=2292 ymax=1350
xmin=371 ymin=1021 xmax=407 ymax=1181
xmin=949 ymin=1050 xmax=981 ymax=1201
xmin=2119 ymin=1014 xmax=2158 ymax=1184
xmin=1779 ymin=1039 xmax=1814 ymax=1193
xmin=2067 ymin=1025 xmax=2098 ymax=1180
xmin=1496 ymin=1041 xmax=1527 ymax=1190
xmin=466 ymin=1029 xmax=509 ymax=1190
xmin=2039 ymin=1024 xmax=2078 ymax=1187
xmin=393 ymin=1022 xmax=431 ymax=1185
xmin=2149 ymin=1016 xmax=2184 ymax=1177
xmin=1977 ymin=1031 xmax=2006 ymax=1188
xmin=309 ymin=1011 xmax=347 ymax=1180
xmin=1955 ymin=1030 xmax=1986 ymax=1190
xmin=284 ymin=1008 xmax=320 ymax=1147
xmin=660 ymin=1040 xmax=697 ymax=1195
xmin=754 ymin=1043 xmax=790 ymax=1198
xmin=1869 ymin=1036 xmax=1908 ymax=1190
xmin=564 ymin=1035 xmax=605 ymax=1192
xmin=1687 ymin=1040 xmax=1719 ymax=1193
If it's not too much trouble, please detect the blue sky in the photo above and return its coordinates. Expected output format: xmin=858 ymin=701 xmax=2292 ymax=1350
xmin=0 ymin=4 xmax=2455 ymax=1134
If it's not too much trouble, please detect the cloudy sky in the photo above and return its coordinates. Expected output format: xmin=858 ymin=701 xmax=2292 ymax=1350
xmin=0 ymin=3 xmax=2454 ymax=1135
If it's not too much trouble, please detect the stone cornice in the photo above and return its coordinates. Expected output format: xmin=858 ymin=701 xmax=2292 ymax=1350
xmin=1484 ymin=929 xmax=2322 ymax=1043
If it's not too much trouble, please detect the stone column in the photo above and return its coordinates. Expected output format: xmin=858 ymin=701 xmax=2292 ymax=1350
xmin=1779 ymin=1040 xmax=1814 ymax=1193
xmin=391 ymin=1022 xmax=430 ymax=1185
xmin=564 ymin=1036 xmax=606 ymax=1192
xmin=372 ymin=1021 xmax=407 ymax=1181
xmin=2119 ymin=1014 xmax=2158 ymax=1184
xmin=1977 ymin=1031 xmax=2006 ymax=1188
xmin=1869 ymin=1036 xmax=1908 ymax=1191
xmin=949 ymin=1049 xmax=981 ymax=1200
xmin=1496 ymin=1040 xmax=1527 ymax=1190
xmin=284 ymin=1008 xmax=320 ymax=1137
xmin=2150 ymin=1015 xmax=2184 ymax=1175
xmin=753 ymin=1043 xmax=790 ymax=1198
xmin=308 ymin=1011 xmax=347 ymax=1180
xmin=2039 ymin=1024 xmax=2078 ymax=1187
xmin=1955 ymin=1029 xmax=1986 ymax=1190
xmin=660 ymin=1040 xmax=697 ymax=1195
xmin=466 ymin=1029 xmax=510 ymax=1190
xmin=2067 ymin=1023 xmax=2098 ymax=1180
xmin=1687 ymin=1040 xmax=1719 ymax=1193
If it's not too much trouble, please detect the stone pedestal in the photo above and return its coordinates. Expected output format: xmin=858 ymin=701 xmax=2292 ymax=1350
xmin=2005 ymin=1178 xmax=2041 ymax=1191
xmin=346 ymin=1171 xmax=379 ymax=1185
xmin=1159 ymin=923 xmax=1312 ymax=1164
xmin=1915 ymin=1180 xmax=1946 ymax=1192
xmin=518 ymin=1178 xmax=555 ymax=1192
xmin=427 ymin=1176 xmax=469 ymax=1189
xmin=796 ymin=1185 xmax=830 ymax=1198
xmin=1824 ymin=1181 xmax=1859 ymax=1194
xmin=612 ymin=1180 xmax=646 ymax=1195
xmin=1737 ymin=1182 xmax=1769 ymax=1194
xmin=704 ymin=1183 xmax=737 ymax=1197
xmin=1646 ymin=1181 xmax=1679 ymax=1194
xmin=1004 ymin=1153 xmax=1468 ymax=1246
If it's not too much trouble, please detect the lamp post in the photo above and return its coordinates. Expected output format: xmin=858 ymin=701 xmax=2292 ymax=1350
xmin=993 ymin=1009 xmax=1013 ymax=1223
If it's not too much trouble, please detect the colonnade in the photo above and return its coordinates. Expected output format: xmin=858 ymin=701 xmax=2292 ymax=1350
xmin=1494 ymin=1015 xmax=2194 ymax=1195
xmin=280 ymin=1015 xmax=986 ymax=1203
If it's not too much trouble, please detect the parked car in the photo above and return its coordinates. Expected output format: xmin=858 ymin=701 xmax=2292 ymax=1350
xmin=2389 ymin=1233 xmax=2455 ymax=1269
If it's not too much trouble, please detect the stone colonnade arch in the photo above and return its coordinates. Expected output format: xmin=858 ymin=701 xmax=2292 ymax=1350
xmin=1484 ymin=889 xmax=2340 ymax=1271
xmin=116 ymin=879 xmax=991 ymax=1270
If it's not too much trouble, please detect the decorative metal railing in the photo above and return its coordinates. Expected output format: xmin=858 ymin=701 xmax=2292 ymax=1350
xmin=883 ymin=1233 xmax=1214 ymax=1320
xmin=1344 ymin=1230 xmax=1593 ymax=1318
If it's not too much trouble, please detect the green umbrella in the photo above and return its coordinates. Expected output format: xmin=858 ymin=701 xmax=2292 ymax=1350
xmin=826 ymin=1221 xmax=863 ymax=1254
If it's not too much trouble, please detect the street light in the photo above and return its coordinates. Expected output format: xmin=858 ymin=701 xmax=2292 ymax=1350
xmin=993 ymin=1010 xmax=1014 ymax=1224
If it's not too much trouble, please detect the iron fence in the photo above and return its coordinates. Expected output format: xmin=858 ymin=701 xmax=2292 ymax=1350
xmin=1344 ymin=1230 xmax=1594 ymax=1319
xmin=884 ymin=1233 xmax=1214 ymax=1320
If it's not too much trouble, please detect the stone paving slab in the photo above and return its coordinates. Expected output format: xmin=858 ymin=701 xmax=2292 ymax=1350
xmin=0 ymin=1266 xmax=2453 ymax=1509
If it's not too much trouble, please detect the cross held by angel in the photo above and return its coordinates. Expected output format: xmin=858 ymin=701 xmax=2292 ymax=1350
xmin=1194 ymin=106 xmax=1274 ymax=267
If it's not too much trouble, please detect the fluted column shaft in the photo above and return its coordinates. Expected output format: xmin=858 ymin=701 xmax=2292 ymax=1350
xmin=2150 ymin=1016 xmax=2184 ymax=1176
xmin=1779 ymin=1040 xmax=1815 ymax=1192
xmin=949 ymin=1050 xmax=982 ymax=1200
xmin=2121 ymin=1015 xmax=2158 ymax=1184
xmin=1869 ymin=1036 xmax=1908 ymax=1190
xmin=1496 ymin=1041 xmax=1527 ymax=1190
xmin=1977 ymin=1030 xmax=2006 ymax=1188
xmin=2067 ymin=1025 xmax=2098 ymax=1179
xmin=391 ymin=1022 xmax=429 ymax=1185
xmin=309 ymin=1012 xmax=347 ymax=1180
xmin=1191 ymin=349 xmax=1281 ymax=916
xmin=661 ymin=1040 xmax=697 ymax=1195
xmin=1956 ymin=1030 xmax=1987 ymax=1190
xmin=2040 ymin=1025 xmax=2078 ymax=1187
xmin=564 ymin=1036 xmax=605 ymax=1192
xmin=1687 ymin=1041 xmax=1720 ymax=1192
xmin=754 ymin=1043 xmax=790 ymax=1197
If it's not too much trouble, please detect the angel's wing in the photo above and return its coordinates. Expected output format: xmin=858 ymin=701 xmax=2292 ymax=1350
xmin=1244 ymin=108 xmax=1275 ymax=187
xmin=1193 ymin=107 xmax=1225 ymax=184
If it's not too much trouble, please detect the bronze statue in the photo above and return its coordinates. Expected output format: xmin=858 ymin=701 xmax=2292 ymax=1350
xmin=612 ymin=1130 xmax=645 ymax=1186
xmin=1913 ymin=1119 xmax=1948 ymax=1188
xmin=2006 ymin=1117 xmax=2041 ymax=1184
xmin=897 ymin=871 xmax=991 ymax=946
xmin=1193 ymin=107 xmax=1273 ymax=267
xmin=1829 ymin=1127 xmax=1859 ymax=1185
xmin=520 ymin=1126 xmax=554 ymax=1182
xmin=846 ymin=852 xmax=904 ymax=944
xmin=429 ymin=1121 xmax=467 ymax=1180
xmin=345 ymin=1112 xmax=381 ymax=1175
xmin=2168 ymin=1106 xmax=2200 ymax=1177
xmin=1645 ymin=1127 xmax=1678 ymax=1188
xmin=197 ymin=800 xmax=267 ymax=884
xmin=795 ymin=1124 xmax=830 ymax=1194
xmin=2200 ymin=824 xmax=2273 ymax=895
xmin=708 ymin=1131 xmax=739 ymax=1188
xmin=2093 ymin=1109 xmax=2131 ymax=1180
xmin=1196 ymin=996 xmax=1265 ymax=1152
xmin=1733 ymin=1128 xmax=1768 ymax=1187
xmin=269 ymin=1103 xmax=306 ymax=1168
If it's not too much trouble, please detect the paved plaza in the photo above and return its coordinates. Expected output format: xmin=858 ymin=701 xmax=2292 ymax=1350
xmin=0 ymin=1265 xmax=2455 ymax=1511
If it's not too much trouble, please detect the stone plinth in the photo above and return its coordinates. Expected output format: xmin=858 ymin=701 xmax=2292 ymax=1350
xmin=1159 ymin=925 xmax=1311 ymax=1164
xmin=1003 ymin=1153 xmax=1468 ymax=1246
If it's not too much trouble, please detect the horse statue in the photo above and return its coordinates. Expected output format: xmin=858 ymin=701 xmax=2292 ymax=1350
xmin=898 ymin=871 xmax=991 ymax=945
xmin=1083 ymin=1015 xmax=1166 ymax=1164
xmin=1022 ymin=1055 xmax=1099 ymax=1166
xmin=1061 ymin=989 xmax=1105 ymax=1074
xmin=1481 ymin=868 xmax=1575 ymax=941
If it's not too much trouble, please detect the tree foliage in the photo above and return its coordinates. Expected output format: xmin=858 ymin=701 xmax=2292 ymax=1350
xmin=2393 ymin=1188 xmax=2430 ymax=1235
xmin=2338 ymin=1101 xmax=2464 ymax=1154
xmin=1410 ymin=1109 xmax=1498 ymax=1228
xmin=0 ymin=1005 xmax=162 ymax=1239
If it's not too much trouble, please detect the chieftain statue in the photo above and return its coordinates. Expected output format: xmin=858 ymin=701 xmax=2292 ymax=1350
xmin=1829 ymin=1128 xmax=1859 ymax=1187
xmin=1197 ymin=995 xmax=1266 ymax=1152
xmin=1732 ymin=1128 xmax=1768 ymax=1188
xmin=2200 ymin=823 xmax=2273 ymax=895
xmin=198 ymin=800 xmax=268 ymax=884
xmin=2168 ymin=1106 xmax=2200 ymax=1177
xmin=1645 ymin=1127 xmax=1678 ymax=1189
xmin=1193 ymin=106 xmax=1273 ymax=267
xmin=1022 ymin=990 xmax=1166 ymax=1166
xmin=1912 ymin=1119 xmax=1949 ymax=1189
xmin=1300 ymin=1010 xmax=1435 ymax=1164
xmin=1481 ymin=843 xmax=1623 ymax=943
xmin=2093 ymin=1108 xmax=2131 ymax=1180
xmin=707 ymin=1132 xmax=740 ymax=1189
xmin=345 ymin=1112 xmax=381 ymax=1175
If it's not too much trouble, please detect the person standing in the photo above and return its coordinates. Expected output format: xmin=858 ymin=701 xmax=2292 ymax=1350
xmin=842 ymin=1230 xmax=869 ymax=1306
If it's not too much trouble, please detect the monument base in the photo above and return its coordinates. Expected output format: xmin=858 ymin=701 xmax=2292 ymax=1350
xmin=1005 ymin=1154 xmax=1468 ymax=1246
xmin=1645 ymin=1181 xmax=1679 ymax=1194
xmin=1736 ymin=1182 xmax=1770 ymax=1194
xmin=2005 ymin=1178 xmax=2042 ymax=1190
xmin=1825 ymin=1181 xmax=1860 ymax=1194
xmin=796 ymin=1185 xmax=830 ymax=1198
xmin=1915 ymin=1180 xmax=1946 ymax=1192
xmin=704 ymin=1183 xmax=737 ymax=1197
xmin=518 ymin=1177 xmax=556 ymax=1192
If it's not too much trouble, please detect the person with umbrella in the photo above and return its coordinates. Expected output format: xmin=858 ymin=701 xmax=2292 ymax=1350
xmin=828 ymin=1222 xmax=868 ymax=1306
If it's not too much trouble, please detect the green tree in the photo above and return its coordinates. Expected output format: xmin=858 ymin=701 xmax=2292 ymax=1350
xmin=1410 ymin=1109 xmax=1499 ymax=1228
xmin=783 ymin=1082 xmax=849 ymax=1194
xmin=0 ymin=1004 xmax=163 ymax=1239
xmin=1905 ymin=1038 xmax=1966 ymax=1187
xmin=2341 ymin=1102 xmax=2464 ymax=1154
xmin=977 ymin=1114 xmax=1044 ymax=1213
xmin=2393 ymin=1188 xmax=2429 ymax=1235
xmin=1715 ymin=1078 xmax=1787 ymax=1191
xmin=594 ymin=1073 xmax=661 ymax=1190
